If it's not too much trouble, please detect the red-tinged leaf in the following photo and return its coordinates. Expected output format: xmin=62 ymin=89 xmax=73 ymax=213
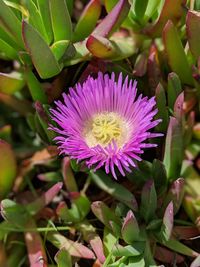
xmin=86 ymin=35 xmax=116 ymax=58
xmin=91 ymin=201 xmax=120 ymax=230
xmin=25 ymin=219 xmax=47 ymax=267
xmin=186 ymin=10 xmax=200 ymax=60
xmin=167 ymin=72 xmax=182 ymax=111
xmin=92 ymin=0 xmax=130 ymax=38
xmin=62 ymin=157 xmax=78 ymax=192
xmin=0 ymin=72 xmax=25 ymax=95
xmin=22 ymin=20 xmax=61 ymax=79
xmin=27 ymin=182 xmax=63 ymax=215
xmin=147 ymin=43 xmax=162 ymax=91
xmin=140 ymin=180 xmax=157 ymax=223
xmin=174 ymin=92 xmax=184 ymax=122
xmin=155 ymin=246 xmax=184 ymax=264
xmin=73 ymin=0 xmax=102 ymax=42
xmin=145 ymin=0 xmax=186 ymax=37
xmin=90 ymin=235 xmax=106 ymax=263
xmin=163 ymin=21 xmax=193 ymax=85
xmin=173 ymin=226 xmax=199 ymax=240
xmin=133 ymin=52 xmax=147 ymax=77
xmin=0 ymin=140 xmax=17 ymax=199
xmin=46 ymin=232 xmax=95 ymax=259
xmin=160 ymin=202 xmax=174 ymax=242
xmin=163 ymin=116 xmax=183 ymax=180
xmin=121 ymin=210 xmax=140 ymax=244
xmin=163 ymin=178 xmax=185 ymax=215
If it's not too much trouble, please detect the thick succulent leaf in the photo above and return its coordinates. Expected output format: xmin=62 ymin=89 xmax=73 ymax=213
xmin=90 ymin=170 xmax=138 ymax=210
xmin=0 ymin=72 xmax=25 ymax=95
xmin=56 ymin=195 xmax=90 ymax=223
xmin=0 ymin=39 xmax=18 ymax=60
xmin=55 ymin=249 xmax=72 ymax=267
xmin=1 ymin=199 xmax=29 ymax=227
xmin=130 ymin=0 xmax=148 ymax=23
xmin=24 ymin=0 xmax=49 ymax=43
xmin=92 ymin=0 xmax=130 ymax=38
xmin=37 ymin=0 xmax=54 ymax=44
xmin=62 ymin=157 xmax=78 ymax=192
xmin=163 ymin=239 xmax=199 ymax=257
xmin=163 ymin=178 xmax=185 ymax=215
xmin=167 ymin=72 xmax=182 ymax=111
xmin=73 ymin=0 xmax=101 ymax=42
xmin=22 ymin=21 xmax=61 ymax=79
xmin=49 ymin=0 xmax=72 ymax=41
xmin=163 ymin=20 xmax=193 ymax=85
xmin=0 ymin=140 xmax=17 ymax=199
xmin=112 ymin=243 xmax=144 ymax=257
xmin=24 ymin=69 xmax=47 ymax=103
xmin=174 ymin=92 xmax=184 ymax=122
xmin=87 ymin=35 xmax=136 ymax=60
xmin=145 ymin=0 xmax=186 ymax=37
xmin=140 ymin=180 xmax=157 ymax=223
xmin=46 ymin=232 xmax=95 ymax=259
xmin=50 ymin=40 xmax=70 ymax=61
xmin=186 ymin=10 xmax=200 ymax=60
xmin=128 ymin=255 xmax=145 ymax=267
xmin=121 ymin=210 xmax=140 ymax=244
xmin=91 ymin=201 xmax=120 ymax=230
xmin=152 ymin=159 xmax=167 ymax=195
xmin=0 ymin=0 xmax=24 ymax=48
xmin=64 ymin=40 xmax=91 ymax=66
xmin=24 ymin=219 xmax=48 ymax=267
xmin=160 ymin=202 xmax=174 ymax=242
xmin=163 ymin=116 xmax=183 ymax=180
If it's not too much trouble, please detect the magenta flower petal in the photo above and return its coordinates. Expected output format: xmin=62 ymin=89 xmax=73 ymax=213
xmin=50 ymin=72 xmax=162 ymax=179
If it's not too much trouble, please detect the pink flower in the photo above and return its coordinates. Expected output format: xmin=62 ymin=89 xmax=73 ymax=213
xmin=50 ymin=72 xmax=162 ymax=178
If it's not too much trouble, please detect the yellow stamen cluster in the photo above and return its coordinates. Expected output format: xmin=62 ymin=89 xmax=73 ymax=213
xmin=84 ymin=112 xmax=130 ymax=148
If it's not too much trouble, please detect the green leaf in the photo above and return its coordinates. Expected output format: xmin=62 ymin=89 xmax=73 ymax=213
xmin=50 ymin=40 xmax=70 ymax=61
xmin=163 ymin=116 xmax=183 ymax=180
xmin=167 ymin=72 xmax=182 ymax=111
xmin=73 ymin=0 xmax=102 ymax=42
xmin=37 ymin=0 xmax=54 ymax=44
xmin=0 ymin=72 xmax=25 ymax=94
xmin=140 ymin=180 xmax=157 ymax=223
xmin=22 ymin=21 xmax=61 ymax=79
xmin=112 ymin=243 xmax=144 ymax=257
xmin=121 ymin=210 xmax=140 ymax=244
xmin=163 ymin=239 xmax=199 ymax=257
xmin=24 ymin=0 xmax=49 ymax=43
xmin=163 ymin=20 xmax=193 ymax=85
xmin=145 ymin=0 xmax=186 ymax=37
xmin=128 ymin=255 xmax=145 ymax=267
xmin=186 ymin=10 xmax=200 ymax=60
xmin=132 ymin=0 xmax=149 ymax=22
xmin=50 ymin=0 xmax=72 ymax=41
xmin=90 ymin=170 xmax=138 ymax=210
xmin=144 ymin=0 xmax=161 ymax=20
xmin=55 ymin=249 xmax=72 ymax=267
xmin=152 ymin=159 xmax=167 ymax=195
xmin=1 ymin=199 xmax=29 ymax=227
xmin=0 ymin=0 xmax=24 ymax=48
xmin=0 ymin=140 xmax=17 ymax=199
xmin=24 ymin=69 xmax=47 ymax=103
xmin=160 ymin=202 xmax=174 ymax=242
xmin=0 ymin=39 xmax=18 ymax=60
xmin=155 ymin=83 xmax=169 ymax=132
xmin=91 ymin=201 xmax=120 ymax=230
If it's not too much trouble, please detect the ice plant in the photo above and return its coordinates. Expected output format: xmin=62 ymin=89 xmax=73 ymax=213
xmin=50 ymin=72 xmax=162 ymax=178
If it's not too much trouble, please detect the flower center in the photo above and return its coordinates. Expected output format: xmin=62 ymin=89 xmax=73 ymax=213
xmin=84 ymin=112 xmax=130 ymax=148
